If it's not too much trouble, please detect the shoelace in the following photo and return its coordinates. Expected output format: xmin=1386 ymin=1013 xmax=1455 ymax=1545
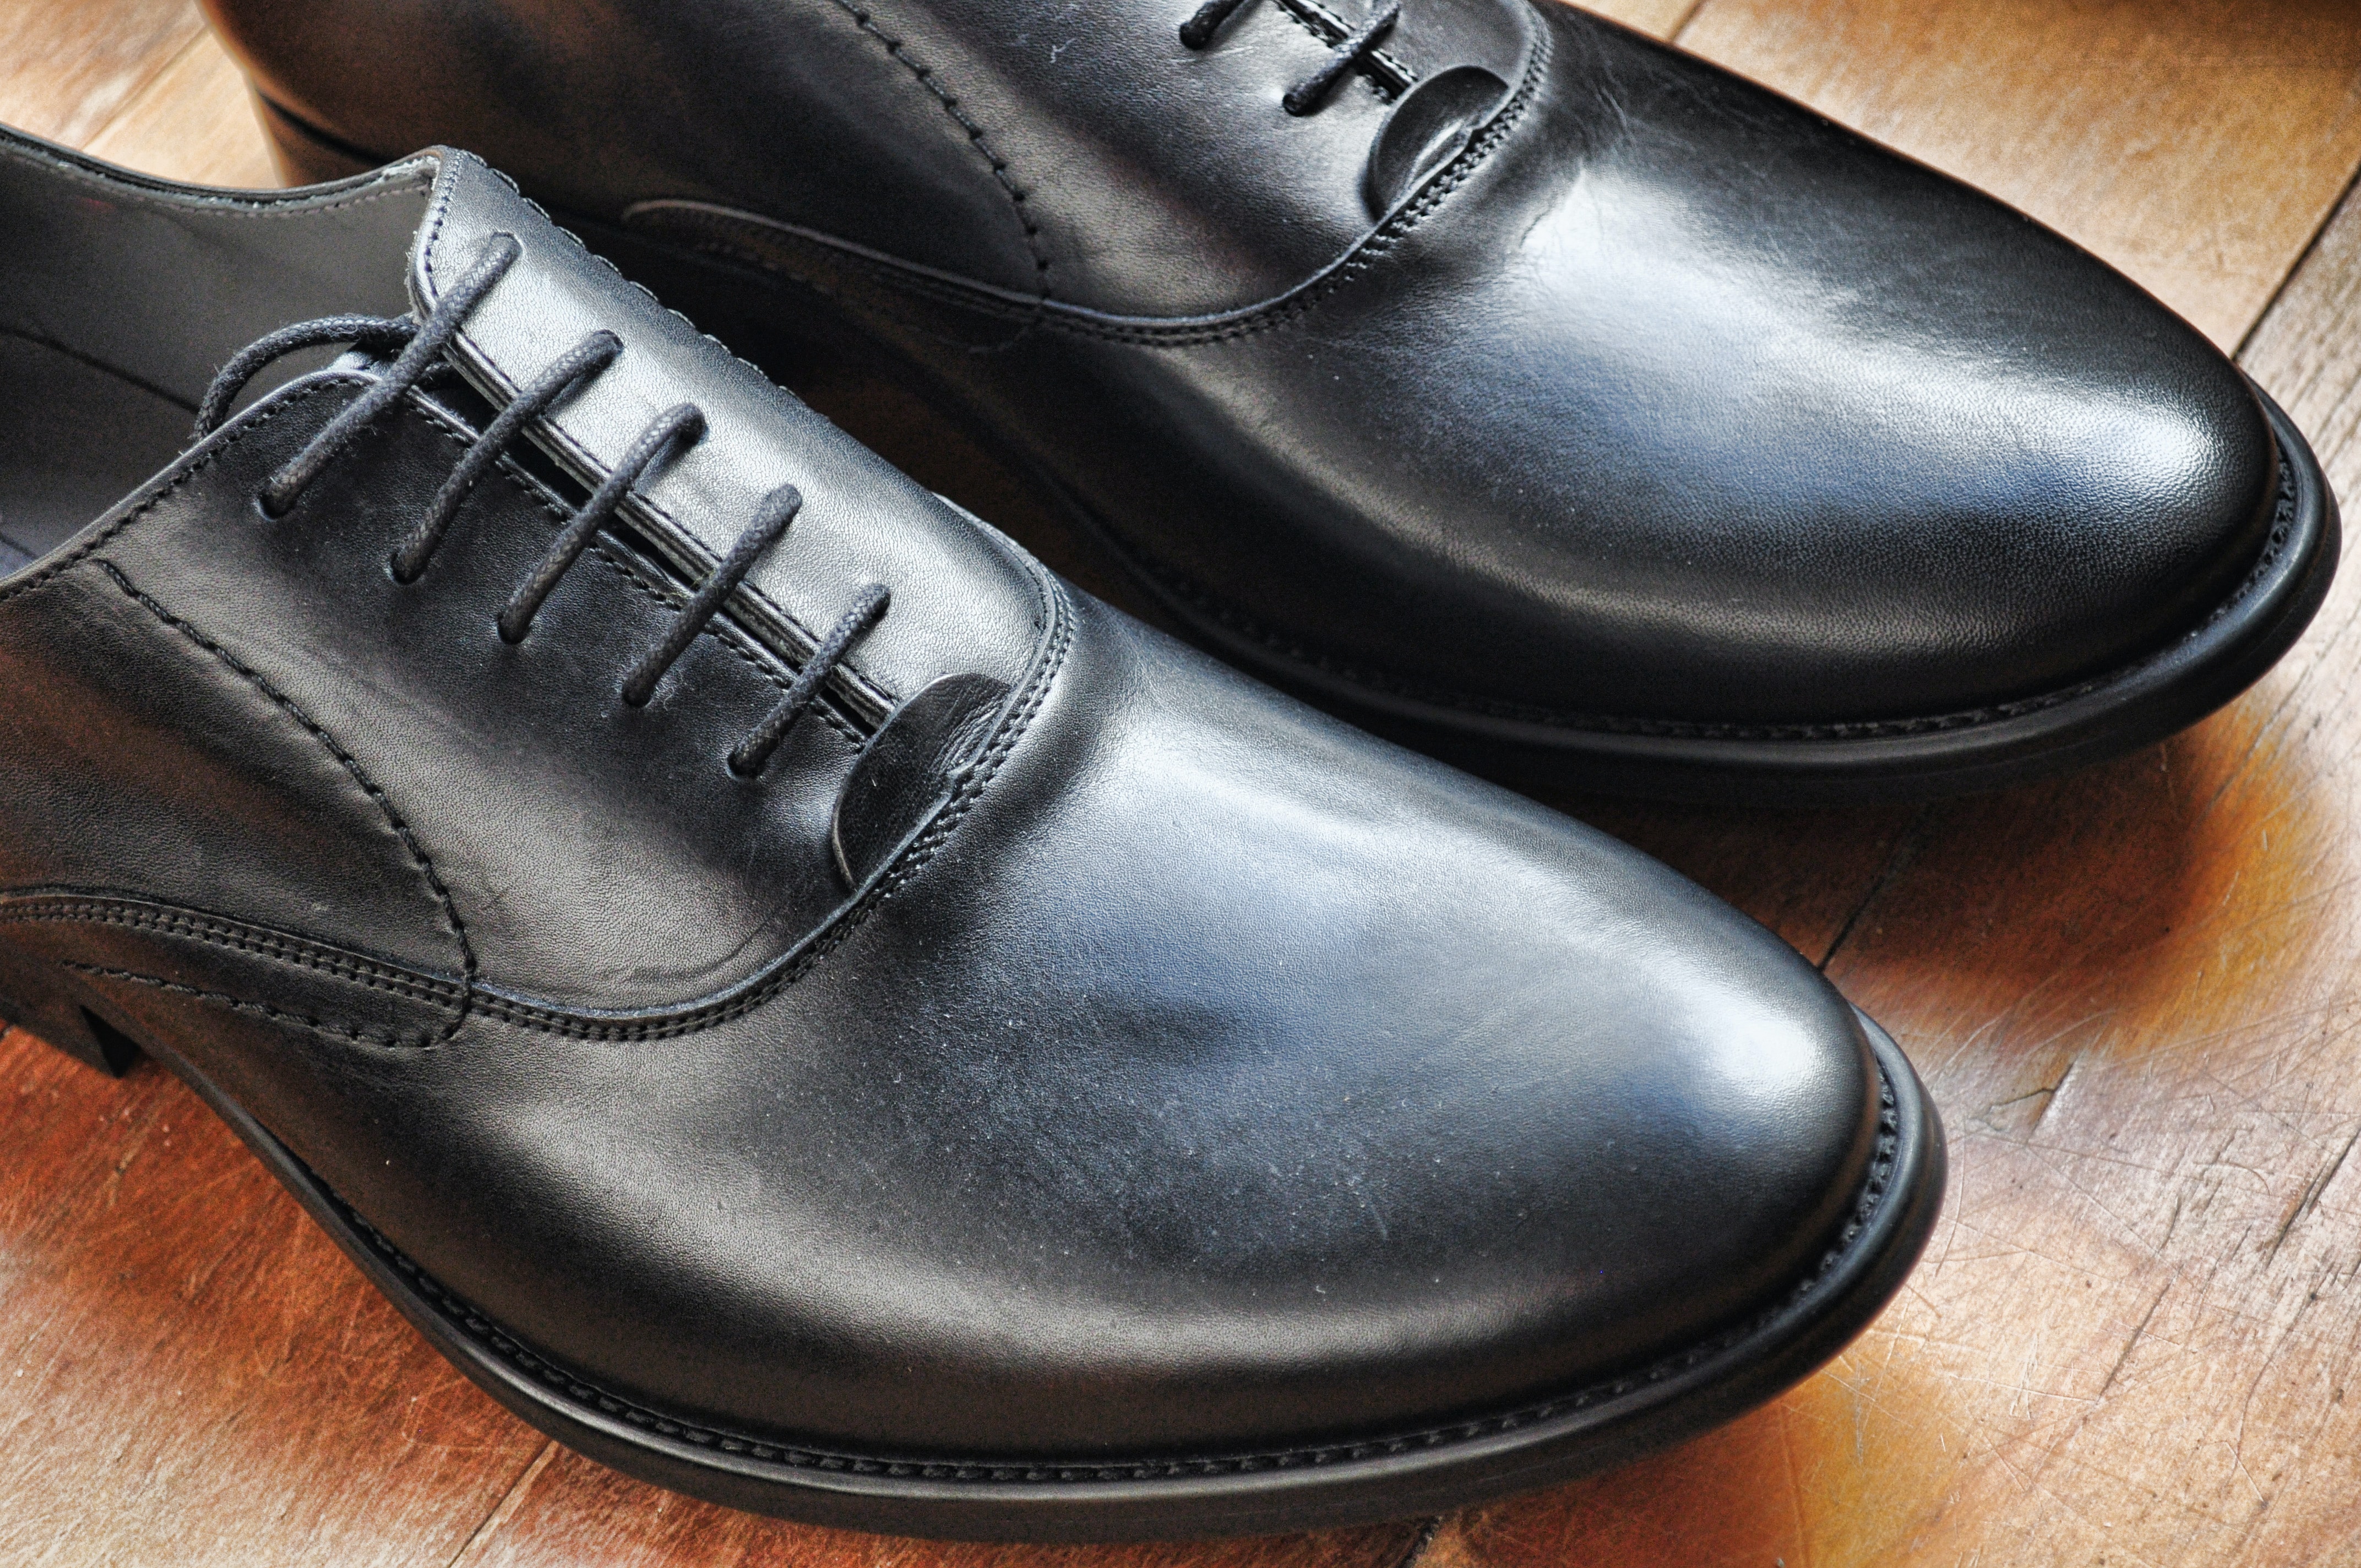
xmin=1180 ymin=0 xmax=1404 ymax=116
xmin=194 ymin=232 xmax=890 ymax=778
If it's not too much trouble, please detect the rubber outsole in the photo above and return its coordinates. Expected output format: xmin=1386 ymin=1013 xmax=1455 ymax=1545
xmin=33 ymin=1001 xmax=1941 ymax=1543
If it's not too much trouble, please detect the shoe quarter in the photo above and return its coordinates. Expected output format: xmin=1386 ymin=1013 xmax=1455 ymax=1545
xmin=3 ymin=372 xmax=875 ymax=1023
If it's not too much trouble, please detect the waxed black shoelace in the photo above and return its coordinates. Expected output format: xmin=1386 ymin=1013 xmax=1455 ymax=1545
xmin=1180 ymin=0 xmax=1403 ymax=115
xmin=193 ymin=231 xmax=889 ymax=778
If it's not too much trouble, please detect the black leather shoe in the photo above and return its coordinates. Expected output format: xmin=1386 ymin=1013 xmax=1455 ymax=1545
xmin=199 ymin=0 xmax=2337 ymax=803
xmin=0 ymin=130 xmax=1940 ymax=1538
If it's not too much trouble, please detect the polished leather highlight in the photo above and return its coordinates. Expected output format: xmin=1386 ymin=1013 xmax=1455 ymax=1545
xmin=203 ymin=0 xmax=2337 ymax=797
xmin=0 ymin=130 xmax=1940 ymax=1534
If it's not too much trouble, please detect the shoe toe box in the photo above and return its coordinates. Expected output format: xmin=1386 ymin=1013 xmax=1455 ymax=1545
xmin=592 ymin=605 xmax=1895 ymax=1456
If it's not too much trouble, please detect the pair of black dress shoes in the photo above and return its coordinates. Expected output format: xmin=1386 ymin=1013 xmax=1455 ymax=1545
xmin=0 ymin=0 xmax=2330 ymax=1542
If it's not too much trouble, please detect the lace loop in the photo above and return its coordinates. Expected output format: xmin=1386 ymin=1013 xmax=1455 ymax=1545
xmin=1282 ymin=1 xmax=1400 ymax=115
xmin=731 ymin=585 xmax=890 ymax=776
xmin=621 ymin=483 xmax=802 ymax=707
xmin=497 ymin=402 xmax=705 ymax=643
xmin=194 ymin=315 xmax=418 ymax=441
xmin=1179 ymin=0 xmax=1402 ymax=115
xmin=1178 ymin=0 xmax=1250 ymax=48
xmin=393 ymin=329 xmax=623 ymax=583
xmin=195 ymin=232 xmax=890 ymax=781
xmin=258 ymin=232 xmax=523 ymax=517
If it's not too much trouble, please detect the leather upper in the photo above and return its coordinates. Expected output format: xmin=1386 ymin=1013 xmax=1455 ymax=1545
xmin=0 ymin=141 xmax=1886 ymax=1457
xmin=204 ymin=0 xmax=2286 ymax=735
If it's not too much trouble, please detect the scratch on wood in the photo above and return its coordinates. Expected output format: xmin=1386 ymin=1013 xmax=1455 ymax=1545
xmin=2096 ymin=1283 xmax=2170 ymax=1399
xmin=442 ymin=1440 xmax=559 ymax=1568
xmin=1818 ymin=802 xmax=1936 ymax=971
xmin=1388 ymin=1514 xmax=1444 ymax=1568
xmin=2264 ymin=1122 xmax=2361 ymax=1264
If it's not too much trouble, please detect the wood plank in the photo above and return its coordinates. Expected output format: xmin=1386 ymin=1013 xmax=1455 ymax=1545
xmin=1566 ymin=0 xmax=1698 ymax=39
xmin=450 ymin=1446 xmax=1427 ymax=1568
xmin=81 ymin=30 xmax=278 ymax=190
xmin=1672 ymin=0 xmax=2361 ymax=349
xmin=0 ymin=0 xmax=204 ymax=147
xmin=0 ymin=1029 xmax=548 ymax=1566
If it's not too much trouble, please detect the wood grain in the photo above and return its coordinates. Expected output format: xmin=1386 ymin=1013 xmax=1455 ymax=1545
xmin=81 ymin=30 xmax=278 ymax=190
xmin=0 ymin=0 xmax=205 ymax=148
xmin=10 ymin=0 xmax=2361 ymax=1565
xmin=0 ymin=1028 xmax=549 ymax=1567
xmin=1672 ymin=0 xmax=2361 ymax=350
xmin=1567 ymin=0 xmax=1700 ymax=39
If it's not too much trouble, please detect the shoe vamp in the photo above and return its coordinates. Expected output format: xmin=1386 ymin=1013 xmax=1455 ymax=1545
xmin=1030 ymin=6 xmax=2279 ymax=727
xmin=270 ymin=597 xmax=1881 ymax=1459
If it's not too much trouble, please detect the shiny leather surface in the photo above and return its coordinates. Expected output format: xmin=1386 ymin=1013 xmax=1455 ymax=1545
xmin=0 ymin=141 xmax=1890 ymax=1460
xmin=206 ymin=0 xmax=2287 ymax=744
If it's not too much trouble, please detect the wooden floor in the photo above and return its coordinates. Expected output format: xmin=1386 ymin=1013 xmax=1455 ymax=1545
xmin=7 ymin=1 xmax=2361 ymax=1563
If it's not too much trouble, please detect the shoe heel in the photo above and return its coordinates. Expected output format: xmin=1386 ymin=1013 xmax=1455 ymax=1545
xmin=249 ymin=92 xmax=380 ymax=186
xmin=0 ymin=944 xmax=140 ymax=1077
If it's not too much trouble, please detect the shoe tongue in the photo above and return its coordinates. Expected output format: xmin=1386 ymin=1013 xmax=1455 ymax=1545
xmin=404 ymin=150 xmax=1043 ymax=712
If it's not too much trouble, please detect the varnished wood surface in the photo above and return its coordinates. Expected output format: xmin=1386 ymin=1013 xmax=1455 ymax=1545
xmin=7 ymin=0 xmax=2361 ymax=1562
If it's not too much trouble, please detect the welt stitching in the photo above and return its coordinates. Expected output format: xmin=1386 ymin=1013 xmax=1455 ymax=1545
xmin=2 ymin=901 xmax=459 ymax=1007
xmin=819 ymin=0 xmax=1053 ymax=317
xmin=93 ymin=563 xmax=478 ymax=1037
xmin=323 ymin=1062 xmax=1901 ymax=1482
xmin=1121 ymin=454 xmax=2305 ymax=743
xmin=64 ymin=963 xmax=437 ymax=1050
xmin=402 ymin=397 xmax=866 ymax=745
xmin=0 ymin=378 xmax=346 ymax=604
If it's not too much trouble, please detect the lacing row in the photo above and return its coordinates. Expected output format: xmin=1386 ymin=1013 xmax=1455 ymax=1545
xmin=1180 ymin=0 xmax=1403 ymax=116
xmin=194 ymin=231 xmax=888 ymax=778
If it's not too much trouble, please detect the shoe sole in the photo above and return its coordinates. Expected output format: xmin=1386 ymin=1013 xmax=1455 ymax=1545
xmin=14 ymin=988 xmax=1943 ymax=1542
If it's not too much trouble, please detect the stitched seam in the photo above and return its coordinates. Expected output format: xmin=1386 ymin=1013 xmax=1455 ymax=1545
xmin=817 ymin=0 xmax=1053 ymax=327
xmin=1123 ymin=455 xmax=2306 ymax=743
xmin=1 ymin=899 xmax=464 ymax=1008
xmin=463 ymin=560 xmax=1069 ymax=1042
xmin=402 ymin=397 xmax=867 ymax=744
xmin=93 ymin=563 xmax=478 ymax=1036
xmin=65 ymin=962 xmax=436 ymax=1049
xmin=416 ymin=181 xmax=900 ymax=715
xmin=652 ymin=225 xmax=1052 ymax=360
xmin=685 ymin=18 xmax=1545 ymax=350
xmin=0 ymin=378 xmax=349 ymax=604
xmin=22 ymin=560 xmax=1065 ymax=1045
xmin=0 ymin=140 xmax=431 ymax=222
xmin=1051 ymin=19 xmax=1544 ymax=347
xmin=320 ymin=1063 xmax=1900 ymax=1481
